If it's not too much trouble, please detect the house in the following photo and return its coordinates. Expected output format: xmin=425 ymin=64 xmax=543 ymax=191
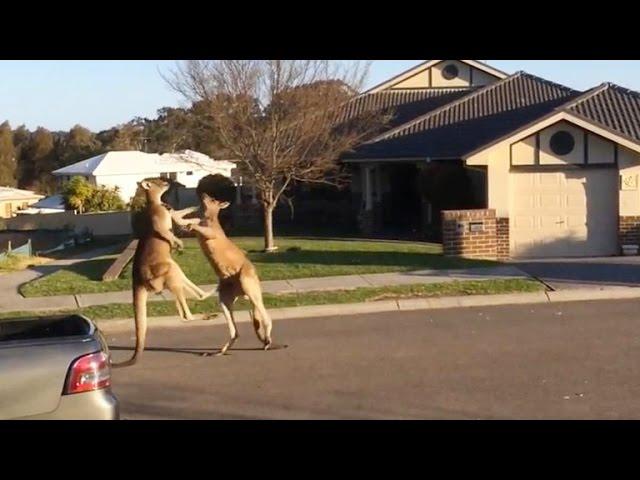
xmin=52 ymin=150 xmax=236 ymax=204
xmin=341 ymin=60 xmax=640 ymax=259
xmin=0 ymin=187 xmax=44 ymax=219
xmin=16 ymin=194 xmax=67 ymax=215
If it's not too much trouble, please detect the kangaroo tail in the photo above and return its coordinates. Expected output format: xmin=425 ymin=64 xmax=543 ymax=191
xmin=112 ymin=284 xmax=148 ymax=368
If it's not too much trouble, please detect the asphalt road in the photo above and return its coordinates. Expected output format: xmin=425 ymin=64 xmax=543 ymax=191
xmin=108 ymin=299 xmax=640 ymax=419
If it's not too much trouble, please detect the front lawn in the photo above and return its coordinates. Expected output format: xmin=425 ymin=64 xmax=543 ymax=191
xmin=3 ymin=279 xmax=543 ymax=321
xmin=20 ymin=236 xmax=498 ymax=297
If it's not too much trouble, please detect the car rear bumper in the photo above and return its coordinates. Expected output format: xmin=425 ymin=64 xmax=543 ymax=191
xmin=19 ymin=389 xmax=120 ymax=420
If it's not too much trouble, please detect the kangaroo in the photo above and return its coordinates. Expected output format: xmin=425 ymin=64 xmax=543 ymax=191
xmin=116 ymin=179 xmax=211 ymax=367
xmin=171 ymin=193 xmax=273 ymax=356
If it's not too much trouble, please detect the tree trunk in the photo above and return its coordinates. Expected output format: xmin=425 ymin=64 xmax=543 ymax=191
xmin=262 ymin=204 xmax=277 ymax=252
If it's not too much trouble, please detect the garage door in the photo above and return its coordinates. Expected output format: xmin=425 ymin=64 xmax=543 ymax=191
xmin=510 ymin=169 xmax=618 ymax=258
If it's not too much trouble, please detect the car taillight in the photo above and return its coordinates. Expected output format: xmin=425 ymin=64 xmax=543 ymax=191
xmin=64 ymin=351 xmax=111 ymax=395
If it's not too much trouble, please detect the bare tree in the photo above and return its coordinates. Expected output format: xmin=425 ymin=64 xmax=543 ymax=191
xmin=163 ymin=60 xmax=389 ymax=252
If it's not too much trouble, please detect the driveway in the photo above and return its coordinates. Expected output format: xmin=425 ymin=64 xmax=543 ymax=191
xmin=514 ymin=255 xmax=640 ymax=290
xmin=108 ymin=298 xmax=640 ymax=419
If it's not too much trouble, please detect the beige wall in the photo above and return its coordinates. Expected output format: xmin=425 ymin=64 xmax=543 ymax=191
xmin=539 ymin=122 xmax=585 ymax=165
xmin=391 ymin=70 xmax=430 ymax=89
xmin=619 ymin=146 xmax=640 ymax=216
xmin=589 ymin=134 xmax=616 ymax=164
xmin=510 ymin=121 xmax=617 ymax=167
xmin=510 ymin=136 xmax=536 ymax=166
xmin=0 ymin=197 xmax=42 ymax=219
xmin=6 ymin=210 xmax=132 ymax=236
xmin=389 ymin=61 xmax=500 ymax=89
xmin=467 ymin=121 xmax=628 ymax=218
xmin=431 ymin=60 xmax=472 ymax=87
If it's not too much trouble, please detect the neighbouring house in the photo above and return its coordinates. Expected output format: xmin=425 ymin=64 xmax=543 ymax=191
xmin=16 ymin=194 xmax=67 ymax=215
xmin=341 ymin=59 xmax=640 ymax=259
xmin=51 ymin=150 xmax=236 ymax=205
xmin=0 ymin=187 xmax=44 ymax=219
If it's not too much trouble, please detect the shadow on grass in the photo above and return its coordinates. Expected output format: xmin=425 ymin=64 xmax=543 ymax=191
xmin=249 ymin=249 xmax=497 ymax=269
xmin=31 ymin=257 xmax=117 ymax=281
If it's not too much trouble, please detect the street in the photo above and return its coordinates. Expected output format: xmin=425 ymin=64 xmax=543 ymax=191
xmin=108 ymin=299 xmax=640 ymax=419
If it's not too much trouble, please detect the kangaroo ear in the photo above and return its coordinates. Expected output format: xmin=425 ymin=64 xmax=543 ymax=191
xmin=201 ymin=192 xmax=211 ymax=202
xmin=219 ymin=201 xmax=231 ymax=210
xmin=140 ymin=181 xmax=150 ymax=190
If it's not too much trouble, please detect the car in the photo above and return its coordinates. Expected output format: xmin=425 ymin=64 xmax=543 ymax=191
xmin=0 ymin=314 xmax=119 ymax=420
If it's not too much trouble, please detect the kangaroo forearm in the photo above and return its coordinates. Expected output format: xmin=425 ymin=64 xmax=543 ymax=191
xmin=171 ymin=207 xmax=199 ymax=224
xmin=155 ymin=228 xmax=179 ymax=245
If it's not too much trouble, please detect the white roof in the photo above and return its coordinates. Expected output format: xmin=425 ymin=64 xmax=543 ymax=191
xmin=30 ymin=194 xmax=66 ymax=210
xmin=52 ymin=150 xmax=236 ymax=177
xmin=0 ymin=187 xmax=44 ymax=201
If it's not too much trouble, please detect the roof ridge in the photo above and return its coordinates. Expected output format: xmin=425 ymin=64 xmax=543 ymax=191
xmin=557 ymin=83 xmax=610 ymax=110
xmin=365 ymin=87 xmax=477 ymax=95
xmin=600 ymin=81 xmax=640 ymax=99
xmin=367 ymin=71 xmax=529 ymax=143
xmin=515 ymin=70 xmax=578 ymax=95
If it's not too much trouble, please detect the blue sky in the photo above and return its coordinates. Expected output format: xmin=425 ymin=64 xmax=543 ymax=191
xmin=1 ymin=60 xmax=639 ymax=132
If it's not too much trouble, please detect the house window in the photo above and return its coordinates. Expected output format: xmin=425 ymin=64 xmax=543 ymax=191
xmin=442 ymin=63 xmax=459 ymax=80
xmin=549 ymin=131 xmax=575 ymax=156
xmin=186 ymin=171 xmax=193 ymax=176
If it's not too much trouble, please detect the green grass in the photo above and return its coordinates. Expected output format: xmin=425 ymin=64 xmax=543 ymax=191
xmin=1 ymin=279 xmax=543 ymax=321
xmin=20 ymin=236 xmax=498 ymax=298
xmin=0 ymin=254 xmax=52 ymax=274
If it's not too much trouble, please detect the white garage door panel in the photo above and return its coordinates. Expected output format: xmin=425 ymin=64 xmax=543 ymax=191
xmin=510 ymin=170 xmax=618 ymax=258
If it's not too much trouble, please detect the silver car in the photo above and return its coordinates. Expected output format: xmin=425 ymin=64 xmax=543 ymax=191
xmin=0 ymin=314 xmax=119 ymax=420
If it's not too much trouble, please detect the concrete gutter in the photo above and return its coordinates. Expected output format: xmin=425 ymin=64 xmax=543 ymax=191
xmin=95 ymin=286 xmax=640 ymax=334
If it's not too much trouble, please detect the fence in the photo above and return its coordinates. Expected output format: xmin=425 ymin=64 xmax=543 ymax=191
xmin=5 ymin=211 xmax=132 ymax=236
xmin=0 ymin=239 xmax=32 ymax=260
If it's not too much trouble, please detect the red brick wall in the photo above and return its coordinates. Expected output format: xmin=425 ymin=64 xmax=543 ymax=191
xmin=442 ymin=209 xmax=498 ymax=260
xmin=496 ymin=217 xmax=510 ymax=260
xmin=619 ymin=216 xmax=640 ymax=246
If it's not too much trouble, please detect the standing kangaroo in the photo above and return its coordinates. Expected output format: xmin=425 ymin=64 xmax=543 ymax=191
xmin=172 ymin=193 xmax=273 ymax=356
xmin=116 ymin=179 xmax=211 ymax=367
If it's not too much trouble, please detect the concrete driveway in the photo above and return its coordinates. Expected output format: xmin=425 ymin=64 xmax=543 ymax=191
xmin=108 ymin=298 xmax=640 ymax=419
xmin=514 ymin=255 xmax=640 ymax=290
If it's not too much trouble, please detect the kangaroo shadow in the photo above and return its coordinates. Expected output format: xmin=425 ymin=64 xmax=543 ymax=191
xmin=109 ymin=344 xmax=288 ymax=357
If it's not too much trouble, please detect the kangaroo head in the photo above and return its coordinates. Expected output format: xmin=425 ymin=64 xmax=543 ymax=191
xmin=201 ymin=192 xmax=230 ymax=219
xmin=139 ymin=178 xmax=171 ymax=203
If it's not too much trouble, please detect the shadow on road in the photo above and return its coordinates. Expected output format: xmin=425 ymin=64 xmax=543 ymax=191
xmin=109 ymin=344 xmax=289 ymax=356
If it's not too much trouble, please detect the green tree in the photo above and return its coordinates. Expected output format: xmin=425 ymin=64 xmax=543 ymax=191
xmin=19 ymin=127 xmax=58 ymax=192
xmin=84 ymin=185 xmax=125 ymax=212
xmin=61 ymin=176 xmax=94 ymax=213
xmin=165 ymin=60 xmax=388 ymax=251
xmin=0 ymin=121 xmax=16 ymax=187
xmin=58 ymin=124 xmax=101 ymax=167
xmin=107 ymin=123 xmax=145 ymax=150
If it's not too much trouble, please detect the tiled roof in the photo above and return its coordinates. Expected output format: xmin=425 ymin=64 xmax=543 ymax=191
xmin=344 ymin=72 xmax=580 ymax=160
xmin=565 ymin=83 xmax=640 ymax=142
xmin=340 ymin=88 xmax=475 ymax=130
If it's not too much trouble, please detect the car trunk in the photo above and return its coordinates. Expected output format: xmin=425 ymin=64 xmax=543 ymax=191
xmin=0 ymin=315 xmax=102 ymax=419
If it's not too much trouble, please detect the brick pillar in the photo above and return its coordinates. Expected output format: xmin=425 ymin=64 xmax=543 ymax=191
xmin=442 ymin=209 xmax=497 ymax=260
xmin=496 ymin=217 xmax=510 ymax=260
xmin=619 ymin=216 xmax=640 ymax=249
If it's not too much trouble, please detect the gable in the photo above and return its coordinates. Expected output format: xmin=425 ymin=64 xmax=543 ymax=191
xmin=510 ymin=120 xmax=617 ymax=167
xmin=367 ymin=60 xmax=508 ymax=93
xmin=343 ymin=72 xmax=579 ymax=162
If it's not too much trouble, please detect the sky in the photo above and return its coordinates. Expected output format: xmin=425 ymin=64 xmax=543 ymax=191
xmin=1 ymin=60 xmax=640 ymax=132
